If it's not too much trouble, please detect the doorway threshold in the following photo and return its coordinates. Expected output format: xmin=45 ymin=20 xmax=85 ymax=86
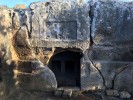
xmin=57 ymin=86 xmax=80 ymax=91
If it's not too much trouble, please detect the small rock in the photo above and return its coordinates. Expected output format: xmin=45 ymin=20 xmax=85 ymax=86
xmin=119 ymin=91 xmax=131 ymax=99
xmin=62 ymin=89 xmax=72 ymax=98
xmin=5 ymin=60 xmax=12 ymax=66
xmin=54 ymin=89 xmax=63 ymax=97
xmin=0 ymin=51 xmax=5 ymax=57
xmin=106 ymin=90 xmax=119 ymax=97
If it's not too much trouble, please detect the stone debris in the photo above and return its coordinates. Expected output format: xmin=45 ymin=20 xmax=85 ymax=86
xmin=62 ymin=89 xmax=73 ymax=98
xmin=54 ymin=89 xmax=63 ymax=97
xmin=119 ymin=91 xmax=131 ymax=99
xmin=106 ymin=90 xmax=119 ymax=97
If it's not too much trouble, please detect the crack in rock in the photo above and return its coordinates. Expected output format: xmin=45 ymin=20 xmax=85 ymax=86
xmin=89 ymin=57 xmax=107 ymax=89
xmin=112 ymin=64 xmax=130 ymax=89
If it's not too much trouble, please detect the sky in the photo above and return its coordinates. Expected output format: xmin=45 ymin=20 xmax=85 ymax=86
xmin=0 ymin=0 xmax=133 ymax=8
xmin=0 ymin=0 xmax=47 ymax=8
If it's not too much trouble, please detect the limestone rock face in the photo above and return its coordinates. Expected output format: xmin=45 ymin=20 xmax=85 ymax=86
xmin=1 ymin=0 xmax=133 ymax=99
xmin=30 ymin=0 xmax=90 ymax=41
xmin=13 ymin=26 xmax=34 ymax=60
xmin=0 ymin=9 xmax=12 ymax=34
xmin=88 ymin=0 xmax=133 ymax=94
xmin=91 ymin=0 xmax=133 ymax=45
xmin=12 ymin=9 xmax=30 ymax=31
xmin=114 ymin=65 xmax=133 ymax=93
xmin=93 ymin=61 xmax=133 ymax=89
xmin=0 ymin=9 xmax=12 ymax=49
xmin=81 ymin=62 xmax=105 ymax=90
xmin=15 ymin=61 xmax=57 ymax=91
xmin=89 ymin=46 xmax=133 ymax=62
xmin=15 ymin=26 xmax=30 ymax=46
xmin=12 ymin=12 xmax=21 ymax=30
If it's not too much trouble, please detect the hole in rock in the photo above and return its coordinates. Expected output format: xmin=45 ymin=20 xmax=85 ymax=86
xmin=49 ymin=50 xmax=82 ymax=88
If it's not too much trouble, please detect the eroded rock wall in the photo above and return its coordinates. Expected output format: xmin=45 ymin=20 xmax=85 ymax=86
xmin=89 ymin=0 xmax=133 ymax=94
xmin=0 ymin=0 xmax=133 ymax=99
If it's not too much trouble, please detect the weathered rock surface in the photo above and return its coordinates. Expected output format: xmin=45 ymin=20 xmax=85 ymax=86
xmin=15 ymin=61 xmax=57 ymax=91
xmin=0 ymin=0 xmax=133 ymax=100
xmin=91 ymin=0 xmax=133 ymax=45
xmin=89 ymin=0 xmax=133 ymax=94
xmin=106 ymin=90 xmax=119 ymax=97
xmin=62 ymin=89 xmax=73 ymax=98
xmin=114 ymin=65 xmax=133 ymax=93
xmin=0 ymin=9 xmax=12 ymax=34
xmin=15 ymin=26 xmax=30 ymax=46
xmin=119 ymin=91 xmax=131 ymax=99
xmin=54 ymin=89 xmax=63 ymax=97
xmin=81 ymin=62 xmax=105 ymax=90
xmin=30 ymin=0 xmax=90 ymax=41
xmin=89 ymin=45 xmax=133 ymax=61
xmin=88 ymin=61 xmax=133 ymax=89
xmin=13 ymin=25 xmax=34 ymax=60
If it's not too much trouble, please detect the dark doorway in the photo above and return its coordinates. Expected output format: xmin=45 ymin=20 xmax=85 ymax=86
xmin=49 ymin=51 xmax=82 ymax=87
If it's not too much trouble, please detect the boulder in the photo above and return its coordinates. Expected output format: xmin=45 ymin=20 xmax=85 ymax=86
xmin=119 ymin=91 xmax=131 ymax=99
xmin=106 ymin=90 xmax=119 ymax=97
xmin=62 ymin=89 xmax=72 ymax=98
xmin=54 ymin=89 xmax=63 ymax=97
xmin=15 ymin=61 xmax=57 ymax=91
